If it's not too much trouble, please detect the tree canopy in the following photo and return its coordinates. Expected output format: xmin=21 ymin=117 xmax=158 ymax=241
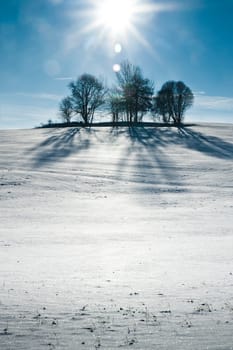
xmin=59 ymin=96 xmax=73 ymax=123
xmin=68 ymin=74 xmax=106 ymax=125
xmin=114 ymin=60 xmax=154 ymax=123
xmin=153 ymin=81 xmax=194 ymax=124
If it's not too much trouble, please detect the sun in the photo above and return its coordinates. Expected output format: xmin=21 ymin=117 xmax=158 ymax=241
xmin=96 ymin=0 xmax=135 ymax=34
xmin=70 ymin=0 xmax=177 ymax=55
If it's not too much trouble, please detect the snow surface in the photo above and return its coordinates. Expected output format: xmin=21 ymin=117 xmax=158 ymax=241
xmin=0 ymin=123 xmax=233 ymax=349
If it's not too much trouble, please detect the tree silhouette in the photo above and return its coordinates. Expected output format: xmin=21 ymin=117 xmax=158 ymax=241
xmin=153 ymin=81 xmax=194 ymax=124
xmin=108 ymin=89 xmax=125 ymax=123
xmin=115 ymin=60 xmax=154 ymax=123
xmin=59 ymin=96 xmax=73 ymax=123
xmin=57 ymin=68 xmax=194 ymax=127
xmin=68 ymin=74 xmax=107 ymax=125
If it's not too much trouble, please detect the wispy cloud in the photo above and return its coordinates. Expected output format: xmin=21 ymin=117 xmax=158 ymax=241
xmin=54 ymin=77 xmax=73 ymax=81
xmin=194 ymin=91 xmax=206 ymax=95
xmin=0 ymin=103 xmax=59 ymax=129
xmin=49 ymin=0 xmax=63 ymax=5
xmin=2 ymin=92 xmax=63 ymax=102
xmin=0 ymin=92 xmax=62 ymax=128
xmin=195 ymin=94 xmax=233 ymax=112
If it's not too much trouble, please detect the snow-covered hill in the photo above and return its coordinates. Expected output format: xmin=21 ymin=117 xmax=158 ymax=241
xmin=0 ymin=123 xmax=233 ymax=349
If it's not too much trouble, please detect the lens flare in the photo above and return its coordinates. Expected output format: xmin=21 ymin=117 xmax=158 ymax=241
xmin=114 ymin=43 xmax=122 ymax=53
xmin=113 ymin=63 xmax=121 ymax=72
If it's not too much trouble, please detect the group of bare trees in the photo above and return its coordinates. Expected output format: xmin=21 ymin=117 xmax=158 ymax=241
xmin=109 ymin=61 xmax=154 ymax=123
xmin=59 ymin=60 xmax=194 ymax=125
xmin=59 ymin=74 xmax=107 ymax=124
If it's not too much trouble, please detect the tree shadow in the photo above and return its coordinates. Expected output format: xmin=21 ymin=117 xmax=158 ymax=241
xmin=114 ymin=124 xmax=233 ymax=194
xmin=29 ymin=127 xmax=91 ymax=167
xmin=178 ymin=126 xmax=233 ymax=159
xmin=28 ymin=125 xmax=232 ymax=194
xmin=116 ymin=126 xmax=185 ymax=191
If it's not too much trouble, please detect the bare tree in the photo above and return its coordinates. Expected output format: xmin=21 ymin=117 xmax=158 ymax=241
xmin=107 ymin=88 xmax=125 ymax=123
xmin=68 ymin=74 xmax=107 ymax=125
xmin=59 ymin=96 xmax=73 ymax=123
xmin=115 ymin=61 xmax=154 ymax=123
xmin=153 ymin=81 xmax=194 ymax=124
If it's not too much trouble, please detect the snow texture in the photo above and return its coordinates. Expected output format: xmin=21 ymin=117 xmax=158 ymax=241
xmin=0 ymin=123 xmax=233 ymax=349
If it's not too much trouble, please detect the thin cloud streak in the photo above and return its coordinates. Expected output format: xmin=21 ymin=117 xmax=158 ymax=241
xmin=49 ymin=0 xmax=63 ymax=5
xmin=10 ymin=92 xmax=63 ymax=101
xmin=55 ymin=77 xmax=73 ymax=81
xmin=0 ymin=103 xmax=59 ymax=129
xmin=195 ymin=94 xmax=233 ymax=112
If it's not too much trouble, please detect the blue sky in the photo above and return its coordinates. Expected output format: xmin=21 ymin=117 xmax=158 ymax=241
xmin=0 ymin=0 xmax=232 ymax=128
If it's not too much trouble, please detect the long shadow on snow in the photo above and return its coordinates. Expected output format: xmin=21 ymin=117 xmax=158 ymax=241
xmin=29 ymin=124 xmax=232 ymax=179
xmin=29 ymin=127 xmax=91 ymax=167
xmin=115 ymin=125 xmax=233 ymax=193
xmin=178 ymin=127 xmax=233 ymax=159
xmin=116 ymin=126 xmax=184 ymax=191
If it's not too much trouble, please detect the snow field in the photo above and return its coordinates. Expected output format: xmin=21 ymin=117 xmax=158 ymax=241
xmin=0 ymin=123 xmax=233 ymax=349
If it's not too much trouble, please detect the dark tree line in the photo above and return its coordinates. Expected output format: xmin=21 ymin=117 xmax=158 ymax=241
xmin=59 ymin=60 xmax=194 ymax=125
